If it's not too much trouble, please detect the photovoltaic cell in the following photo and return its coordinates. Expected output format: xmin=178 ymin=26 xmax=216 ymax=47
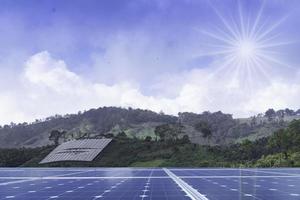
xmin=40 ymin=139 xmax=112 ymax=164
xmin=0 ymin=168 xmax=299 ymax=200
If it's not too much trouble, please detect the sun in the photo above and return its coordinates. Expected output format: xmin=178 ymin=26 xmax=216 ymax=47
xmin=195 ymin=1 xmax=292 ymax=91
xmin=236 ymin=40 xmax=256 ymax=60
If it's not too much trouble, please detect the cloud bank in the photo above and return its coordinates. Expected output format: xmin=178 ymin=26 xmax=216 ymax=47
xmin=0 ymin=51 xmax=300 ymax=125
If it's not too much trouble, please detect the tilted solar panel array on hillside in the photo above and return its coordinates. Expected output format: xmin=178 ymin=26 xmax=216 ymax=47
xmin=0 ymin=168 xmax=299 ymax=199
xmin=40 ymin=139 xmax=112 ymax=164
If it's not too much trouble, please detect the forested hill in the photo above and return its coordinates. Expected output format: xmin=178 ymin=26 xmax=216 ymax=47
xmin=3 ymin=119 xmax=300 ymax=168
xmin=0 ymin=107 xmax=300 ymax=148
xmin=0 ymin=107 xmax=176 ymax=148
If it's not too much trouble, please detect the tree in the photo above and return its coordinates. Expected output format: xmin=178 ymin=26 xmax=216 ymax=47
xmin=154 ymin=124 xmax=180 ymax=141
xmin=268 ymin=129 xmax=291 ymax=159
xmin=265 ymin=108 xmax=276 ymax=121
xmin=240 ymin=139 xmax=255 ymax=160
xmin=116 ymin=131 xmax=127 ymax=139
xmin=250 ymin=116 xmax=257 ymax=127
xmin=172 ymin=124 xmax=184 ymax=140
xmin=105 ymin=133 xmax=114 ymax=138
xmin=276 ymin=110 xmax=285 ymax=118
xmin=182 ymin=135 xmax=190 ymax=144
xmin=285 ymin=108 xmax=294 ymax=116
xmin=49 ymin=130 xmax=66 ymax=146
xmin=154 ymin=124 xmax=168 ymax=141
xmin=287 ymin=120 xmax=300 ymax=151
xmin=9 ymin=122 xmax=16 ymax=128
xmin=144 ymin=136 xmax=152 ymax=142
xmin=195 ymin=121 xmax=212 ymax=138
xmin=288 ymin=120 xmax=300 ymax=134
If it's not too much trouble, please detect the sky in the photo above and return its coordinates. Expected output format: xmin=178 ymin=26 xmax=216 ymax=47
xmin=1 ymin=0 xmax=300 ymax=124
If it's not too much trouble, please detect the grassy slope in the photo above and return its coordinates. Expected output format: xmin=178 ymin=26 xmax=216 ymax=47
xmin=236 ymin=115 xmax=300 ymax=142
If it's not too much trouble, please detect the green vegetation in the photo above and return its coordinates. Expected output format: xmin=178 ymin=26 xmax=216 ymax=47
xmin=0 ymin=146 xmax=54 ymax=167
xmin=194 ymin=121 xmax=212 ymax=138
xmin=1 ymin=119 xmax=300 ymax=168
xmin=2 ymin=106 xmax=300 ymax=149
xmin=49 ymin=130 xmax=66 ymax=145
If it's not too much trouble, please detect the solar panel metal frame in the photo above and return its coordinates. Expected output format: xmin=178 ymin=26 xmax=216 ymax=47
xmin=39 ymin=138 xmax=112 ymax=164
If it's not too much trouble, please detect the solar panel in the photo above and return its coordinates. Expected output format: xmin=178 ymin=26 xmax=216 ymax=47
xmin=0 ymin=168 xmax=300 ymax=199
xmin=40 ymin=139 xmax=112 ymax=164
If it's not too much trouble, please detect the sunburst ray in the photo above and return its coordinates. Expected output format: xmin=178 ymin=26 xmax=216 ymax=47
xmin=194 ymin=0 xmax=293 ymax=92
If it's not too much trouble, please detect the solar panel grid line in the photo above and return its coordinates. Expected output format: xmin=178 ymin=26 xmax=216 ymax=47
xmin=0 ymin=177 xmax=170 ymax=180
xmin=182 ymin=169 xmax=300 ymax=200
xmin=0 ymin=180 xmax=46 ymax=199
xmin=7 ymin=168 xmax=164 ymax=172
xmin=170 ymin=168 xmax=244 ymax=171
xmin=91 ymin=179 xmax=129 ymax=200
xmin=243 ymin=169 xmax=300 ymax=176
xmin=176 ymin=175 xmax=300 ymax=178
xmin=186 ymin=180 xmax=254 ymax=200
xmin=140 ymin=169 xmax=154 ymax=200
xmin=171 ymin=169 xmax=217 ymax=200
xmin=1 ymin=176 xmax=300 ymax=180
xmin=0 ymin=179 xmax=38 ymax=186
xmin=52 ymin=170 xmax=95 ymax=177
xmin=45 ymin=178 xmax=111 ymax=200
xmin=163 ymin=168 xmax=208 ymax=200
xmin=240 ymin=177 xmax=295 ymax=198
xmin=195 ymin=178 xmax=263 ymax=200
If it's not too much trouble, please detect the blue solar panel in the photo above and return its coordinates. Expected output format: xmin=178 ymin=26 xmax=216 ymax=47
xmin=0 ymin=168 xmax=299 ymax=199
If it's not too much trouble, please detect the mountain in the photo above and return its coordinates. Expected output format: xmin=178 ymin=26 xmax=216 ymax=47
xmin=0 ymin=107 xmax=300 ymax=148
xmin=2 ymin=118 xmax=300 ymax=168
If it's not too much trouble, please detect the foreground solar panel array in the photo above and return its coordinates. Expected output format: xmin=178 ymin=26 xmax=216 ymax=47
xmin=0 ymin=168 xmax=300 ymax=199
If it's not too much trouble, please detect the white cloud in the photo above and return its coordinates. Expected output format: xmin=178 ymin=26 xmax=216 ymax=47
xmin=0 ymin=93 xmax=28 ymax=124
xmin=0 ymin=51 xmax=300 ymax=125
xmin=245 ymin=82 xmax=300 ymax=113
xmin=24 ymin=51 xmax=83 ymax=93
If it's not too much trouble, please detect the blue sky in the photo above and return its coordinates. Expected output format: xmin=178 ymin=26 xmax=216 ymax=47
xmin=1 ymin=0 xmax=300 ymax=124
